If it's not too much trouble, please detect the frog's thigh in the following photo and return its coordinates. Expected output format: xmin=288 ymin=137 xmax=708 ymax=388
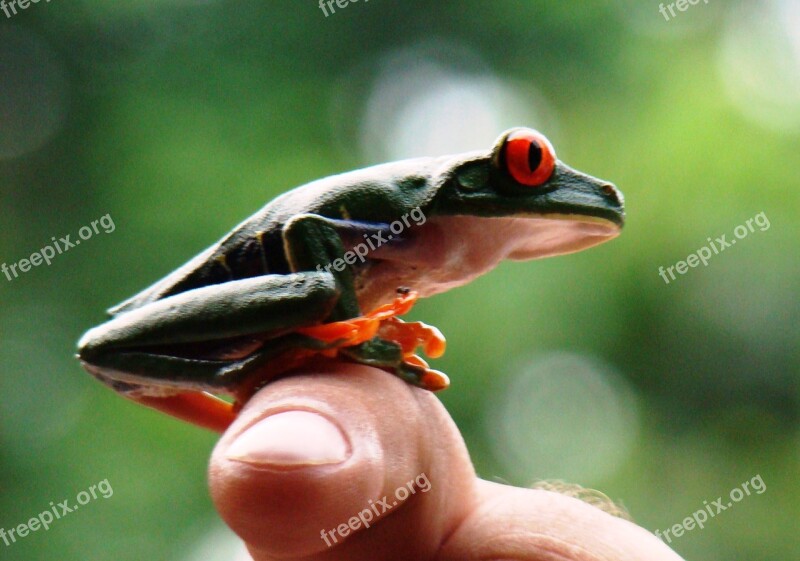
xmin=79 ymin=272 xmax=338 ymax=358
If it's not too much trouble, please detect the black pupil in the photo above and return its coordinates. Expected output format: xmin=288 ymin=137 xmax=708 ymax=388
xmin=527 ymin=140 xmax=543 ymax=172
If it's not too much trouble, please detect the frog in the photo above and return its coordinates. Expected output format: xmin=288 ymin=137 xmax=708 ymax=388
xmin=77 ymin=128 xmax=624 ymax=431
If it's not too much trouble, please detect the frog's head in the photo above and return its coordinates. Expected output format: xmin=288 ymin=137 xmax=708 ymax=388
xmin=427 ymin=127 xmax=624 ymax=260
xmin=357 ymin=127 xmax=626 ymax=307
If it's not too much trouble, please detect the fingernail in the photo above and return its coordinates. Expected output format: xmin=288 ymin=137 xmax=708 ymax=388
xmin=226 ymin=410 xmax=350 ymax=468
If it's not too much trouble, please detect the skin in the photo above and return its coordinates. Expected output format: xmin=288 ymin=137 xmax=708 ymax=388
xmin=209 ymin=360 xmax=687 ymax=561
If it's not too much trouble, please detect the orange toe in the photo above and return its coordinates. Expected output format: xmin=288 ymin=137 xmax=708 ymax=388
xmin=377 ymin=318 xmax=447 ymax=359
xmin=420 ymin=369 xmax=450 ymax=391
xmin=402 ymin=355 xmax=450 ymax=391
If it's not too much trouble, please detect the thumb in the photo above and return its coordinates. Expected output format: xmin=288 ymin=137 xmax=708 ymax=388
xmin=208 ymin=359 xmax=477 ymax=561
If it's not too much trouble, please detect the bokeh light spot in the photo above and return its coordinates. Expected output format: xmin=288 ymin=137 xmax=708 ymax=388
xmin=357 ymin=41 xmax=555 ymax=163
xmin=719 ymin=0 xmax=800 ymax=132
xmin=485 ymin=352 xmax=640 ymax=484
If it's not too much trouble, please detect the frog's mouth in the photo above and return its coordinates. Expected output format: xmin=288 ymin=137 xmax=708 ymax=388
xmin=354 ymin=213 xmax=620 ymax=311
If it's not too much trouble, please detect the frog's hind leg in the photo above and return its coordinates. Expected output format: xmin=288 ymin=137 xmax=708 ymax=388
xmin=78 ymin=273 xmax=340 ymax=428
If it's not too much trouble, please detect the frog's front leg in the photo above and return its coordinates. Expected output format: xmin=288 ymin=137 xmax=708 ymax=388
xmin=78 ymin=273 xmax=340 ymax=430
xmin=282 ymin=214 xmax=449 ymax=391
xmin=282 ymin=213 xmax=372 ymax=321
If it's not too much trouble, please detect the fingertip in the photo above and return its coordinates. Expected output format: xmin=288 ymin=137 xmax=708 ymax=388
xmin=209 ymin=368 xmax=386 ymax=558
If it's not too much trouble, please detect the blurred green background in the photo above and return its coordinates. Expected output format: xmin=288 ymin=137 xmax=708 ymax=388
xmin=1 ymin=1 xmax=798 ymax=559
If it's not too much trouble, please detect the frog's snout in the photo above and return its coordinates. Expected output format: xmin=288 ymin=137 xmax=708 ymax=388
xmin=600 ymin=182 xmax=623 ymax=206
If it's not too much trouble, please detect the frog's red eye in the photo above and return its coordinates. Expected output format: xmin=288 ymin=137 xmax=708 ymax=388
xmin=503 ymin=129 xmax=556 ymax=187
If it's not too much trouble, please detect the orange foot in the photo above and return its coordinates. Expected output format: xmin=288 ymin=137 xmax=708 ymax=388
xmin=295 ymin=290 xmax=449 ymax=388
xmin=296 ymin=290 xmax=422 ymax=348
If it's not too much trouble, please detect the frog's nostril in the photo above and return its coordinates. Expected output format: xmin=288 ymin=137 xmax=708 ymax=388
xmin=601 ymin=183 xmax=622 ymax=207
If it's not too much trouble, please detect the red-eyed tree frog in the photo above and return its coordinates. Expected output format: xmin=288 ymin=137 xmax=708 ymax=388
xmin=78 ymin=128 xmax=624 ymax=431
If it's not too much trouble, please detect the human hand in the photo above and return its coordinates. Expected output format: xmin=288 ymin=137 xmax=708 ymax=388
xmin=209 ymin=359 xmax=685 ymax=561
